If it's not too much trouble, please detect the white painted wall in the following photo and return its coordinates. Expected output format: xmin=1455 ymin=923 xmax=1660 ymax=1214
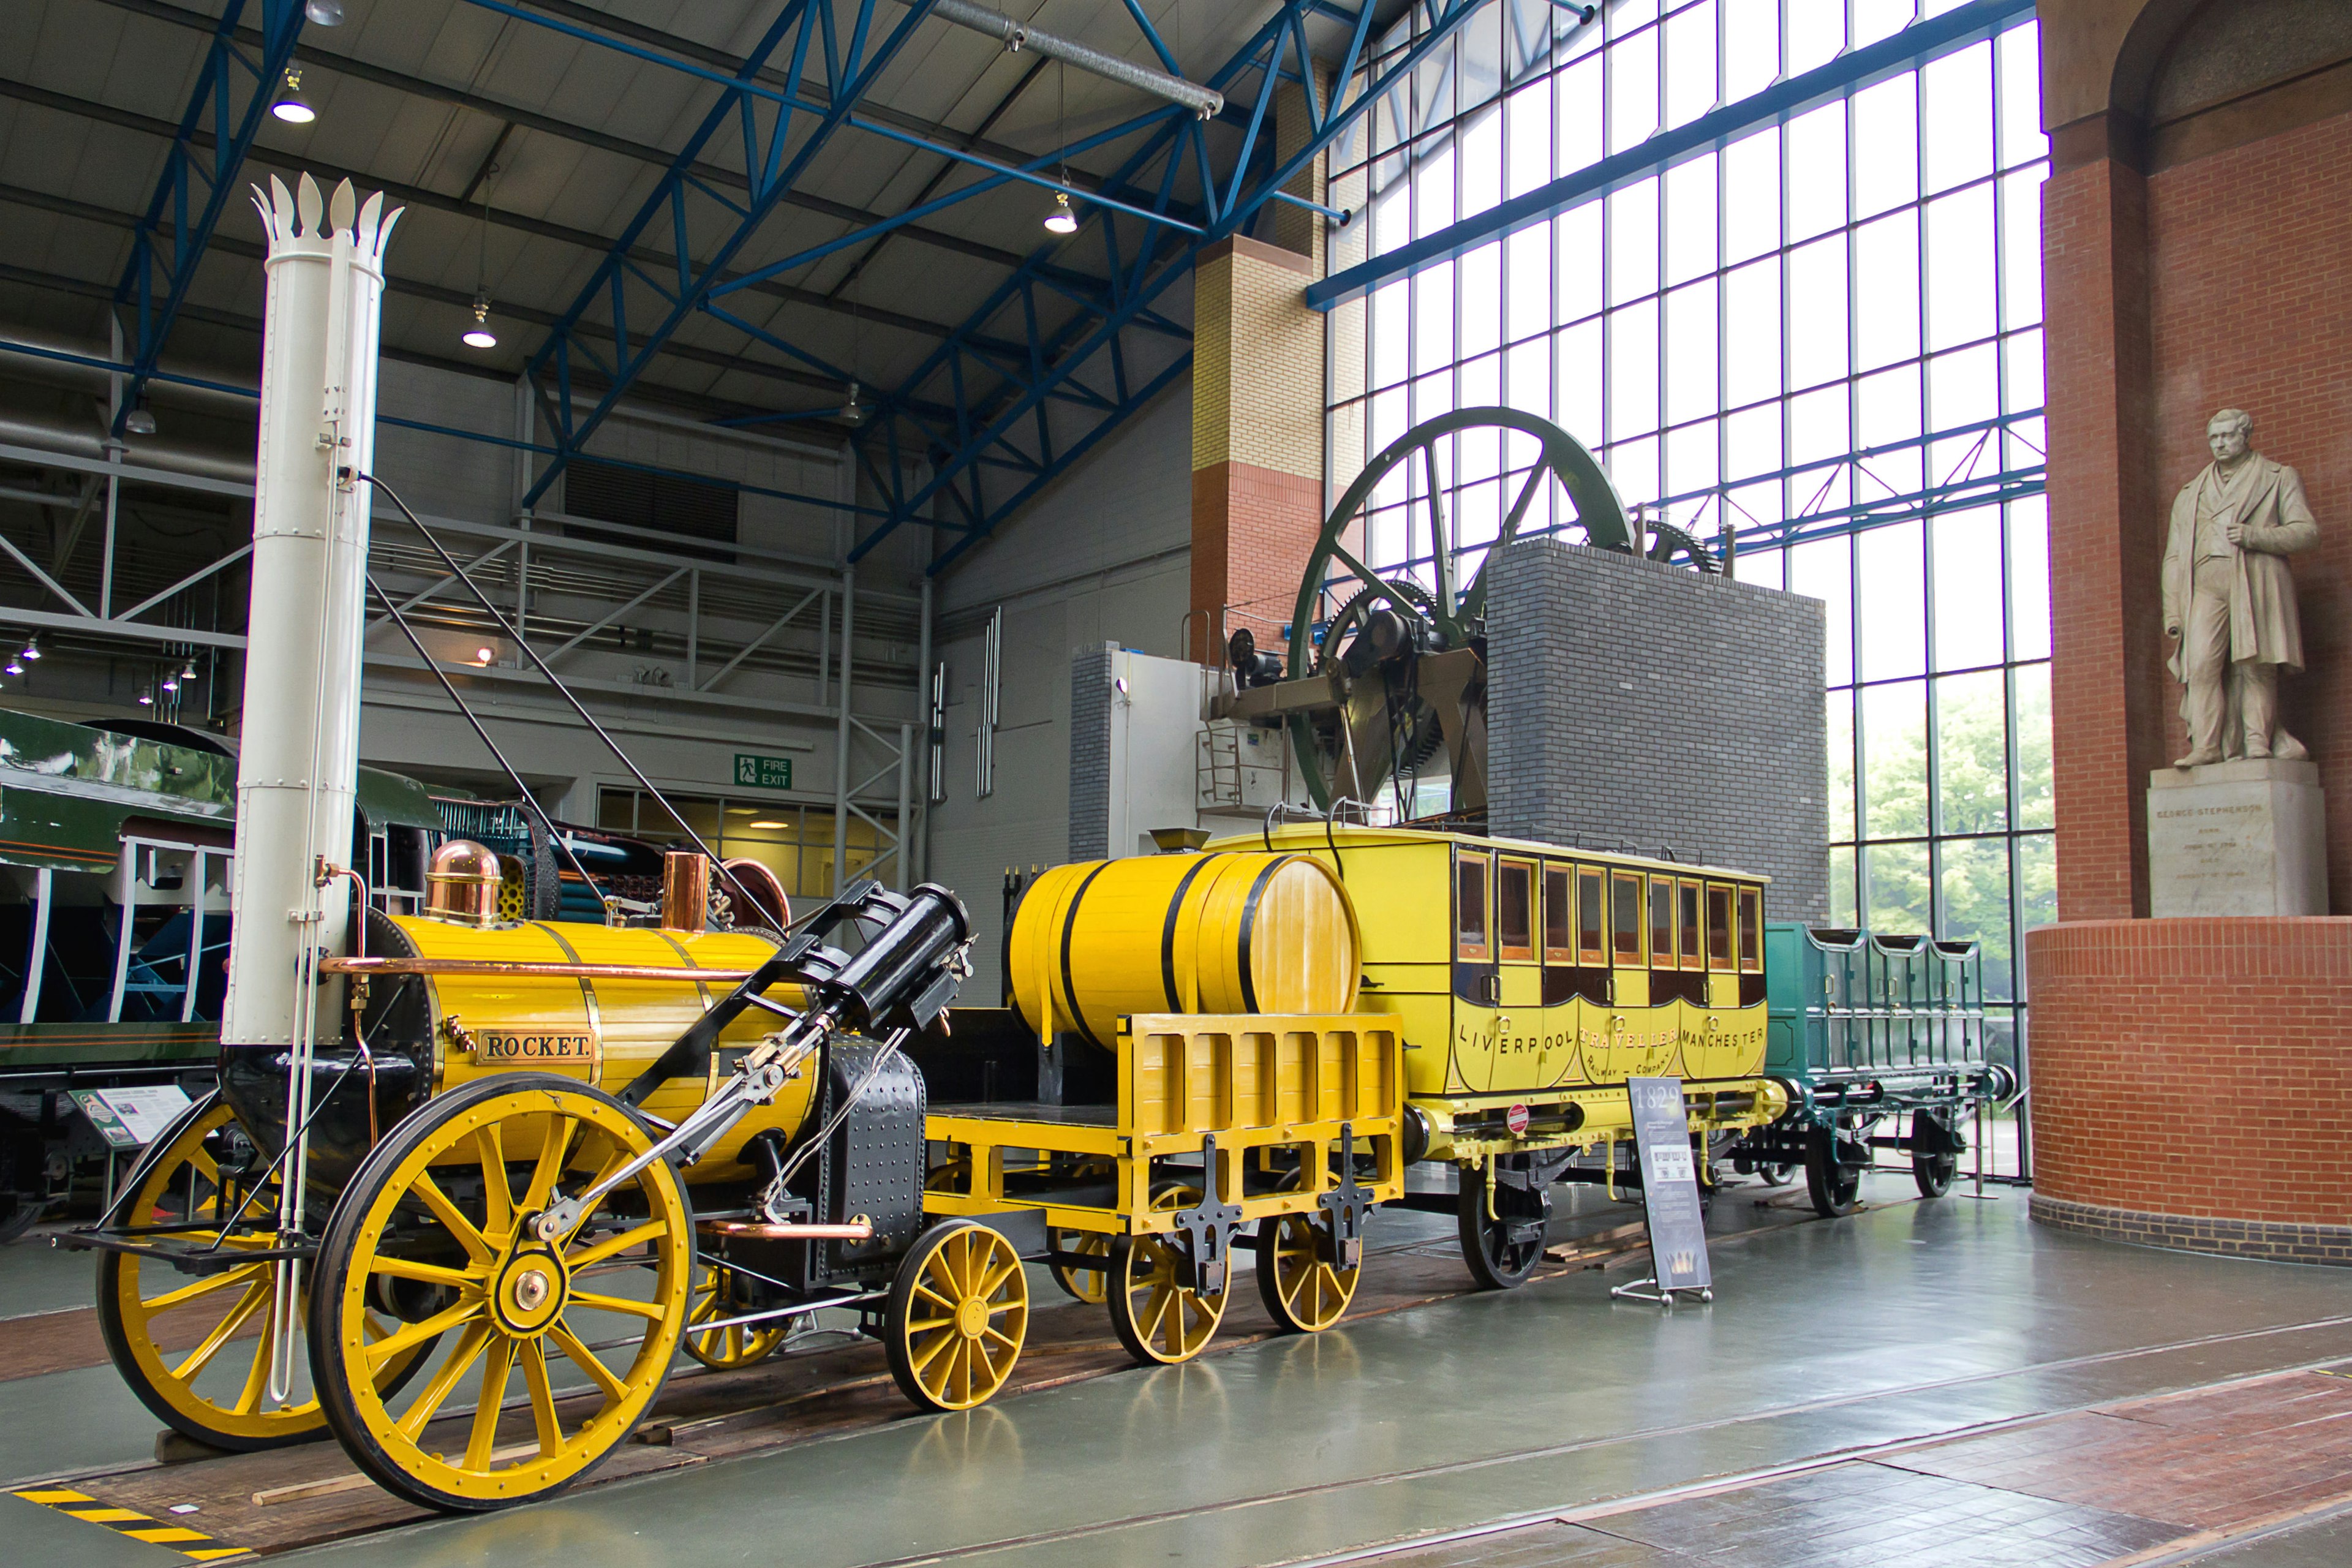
xmin=924 ymin=374 xmax=1194 ymax=1000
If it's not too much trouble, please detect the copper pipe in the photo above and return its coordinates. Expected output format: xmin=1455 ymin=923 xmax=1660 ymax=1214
xmin=319 ymin=956 xmax=760 ymax=982
xmin=314 ymin=859 xmax=371 ymax=961
xmin=701 ymin=1220 xmax=875 ymax=1240
xmin=662 ymin=851 xmax=710 ymax=933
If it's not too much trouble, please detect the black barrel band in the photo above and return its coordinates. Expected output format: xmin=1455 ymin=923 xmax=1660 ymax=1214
xmin=1235 ymin=857 xmax=1286 ymax=1016
xmin=1159 ymin=854 xmax=1218 ymax=1013
xmin=1059 ymin=864 xmax=1112 ymax=1047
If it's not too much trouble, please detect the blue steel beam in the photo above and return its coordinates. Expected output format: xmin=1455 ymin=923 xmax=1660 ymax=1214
xmin=112 ymin=0 xmax=306 ymax=437
xmin=513 ymin=0 xmax=940 ymax=509
xmin=859 ymin=0 xmax=1488 ymax=573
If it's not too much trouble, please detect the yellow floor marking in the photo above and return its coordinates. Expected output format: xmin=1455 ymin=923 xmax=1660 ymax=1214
xmin=12 ymin=1484 xmax=252 ymax=1562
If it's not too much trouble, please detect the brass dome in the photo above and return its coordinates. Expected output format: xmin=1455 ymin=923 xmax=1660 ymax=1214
xmin=425 ymin=838 xmax=504 ymax=926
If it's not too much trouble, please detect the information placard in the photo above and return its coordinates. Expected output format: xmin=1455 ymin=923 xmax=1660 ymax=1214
xmin=1621 ymin=1074 xmax=1713 ymax=1300
xmin=70 ymin=1085 xmax=194 ymax=1150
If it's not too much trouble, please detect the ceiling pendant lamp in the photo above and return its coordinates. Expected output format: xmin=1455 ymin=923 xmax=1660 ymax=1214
xmin=1042 ymin=62 xmax=1078 ymax=235
xmin=1043 ymin=190 xmax=1077 ymax=235
xmin=462 ymin=294 xmax=497 ymax=350
xmin=839 ymin=380 xmax=869 ymax=428
xmin=270 ymin=68 xmax=315 ymax=124
xmin=461 ymin=172 xmax=499 ymax=348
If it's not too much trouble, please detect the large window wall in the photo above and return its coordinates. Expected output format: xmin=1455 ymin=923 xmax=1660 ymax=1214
xmin=1324 ymin=0 xmax=2051 ymax=1069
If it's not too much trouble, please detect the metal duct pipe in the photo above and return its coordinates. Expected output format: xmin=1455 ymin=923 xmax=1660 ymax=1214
xmin=0 ymin=329 xmax=259 ymax=419
xmin=925 ymin=0 xmax=1224 ymax=119
xmin=0 ymin=410 xmax=258 ymax=489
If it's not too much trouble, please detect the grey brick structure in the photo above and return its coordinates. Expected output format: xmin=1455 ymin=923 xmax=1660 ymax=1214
xmin=2030 ymin=1194 xmax=2352 ymax=1266
xmin=1068 ymin=642 xmax=1115 ymax=862
xmin=1488 ymin=539 xmax=1830 ymax=921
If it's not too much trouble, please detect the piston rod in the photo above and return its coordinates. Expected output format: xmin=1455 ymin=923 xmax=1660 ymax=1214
xmin=922 ymin=0 xmax=1224 ymax=119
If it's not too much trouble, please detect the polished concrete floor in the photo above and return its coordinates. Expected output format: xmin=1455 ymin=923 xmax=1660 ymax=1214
xmin=3 ymin=1174 xmax=2348 ymax=1567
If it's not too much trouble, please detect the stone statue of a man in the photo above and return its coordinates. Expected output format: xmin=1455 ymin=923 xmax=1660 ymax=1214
xmin=2161 ymin=409 xmax=2320 ymax=766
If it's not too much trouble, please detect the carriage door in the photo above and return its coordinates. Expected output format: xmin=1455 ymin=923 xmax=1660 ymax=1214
xmin=1451 ymin=848 xmax=1496 ymax=1092
xmin=1604 ymin=871 xmax=1648 ymax=1084
xmin=1691 ymin=881 xmax=1738 ymax=1079
xmin=1491 ymin=856 xmax=1540 ymax=1094
xmin=1540 ymin=864 xmax=1581 ymax=1087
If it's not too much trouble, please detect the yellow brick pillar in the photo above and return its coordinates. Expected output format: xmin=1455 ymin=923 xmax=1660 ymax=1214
xmin=1189 ymin=77 xmax=1331 ymax=667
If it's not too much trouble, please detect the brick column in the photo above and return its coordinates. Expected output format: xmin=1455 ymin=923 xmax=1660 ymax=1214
xmin=1189 ymin=235 xmax=1325 ymax=665
xmin=2042 ymin=116 xmax=2165 ymax=919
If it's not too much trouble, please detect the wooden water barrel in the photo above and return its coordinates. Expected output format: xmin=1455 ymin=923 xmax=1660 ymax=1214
xmin=1008 ymin=851 xmax=1360 ymax=1044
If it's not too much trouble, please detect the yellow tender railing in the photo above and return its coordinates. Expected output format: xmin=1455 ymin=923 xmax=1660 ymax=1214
xmin=924 ymin=1013 xmax=1404 ymax=1237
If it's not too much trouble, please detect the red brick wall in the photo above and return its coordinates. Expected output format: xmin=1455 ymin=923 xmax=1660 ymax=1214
xmin=2026 ymin=918 xmax=2352 ymax=1225
xmin=2144 ymin=109 xmax=2352 ymax=911
xmin=1189 ymin=460 xmax=1324 ymax=662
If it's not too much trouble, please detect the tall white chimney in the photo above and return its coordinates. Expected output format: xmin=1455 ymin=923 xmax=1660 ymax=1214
xmin=221 ymin=175 xmax=401 ymax=1052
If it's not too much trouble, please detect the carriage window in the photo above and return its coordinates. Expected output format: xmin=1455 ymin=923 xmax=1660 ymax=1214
xmin=1678 ymin=880 xmax=1704 ymax=970
xmin=1738 ymin=888 xmax=1763 ymax=971
xmin=1706 ymin=884 xmax=1734 ymax=970
xmin=1649 ymin=877 xmax=1675 ymax=964
xmin=1577 ymin=868 xmax=1605 ymax=965
xmin=1456 ymin=854 xmax=1490 ymax=962
xmin=1543 ymin=866 xmax=1574 ymax=962
xmin=1497 ymin=859 xmax=1533 ymax=960
xmin=1613 ymin=873 xmax=1645 ymax=963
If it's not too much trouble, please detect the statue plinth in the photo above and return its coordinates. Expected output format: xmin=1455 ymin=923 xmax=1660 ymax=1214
xmin=2147 ymin=759 xmax=2328 ymax=916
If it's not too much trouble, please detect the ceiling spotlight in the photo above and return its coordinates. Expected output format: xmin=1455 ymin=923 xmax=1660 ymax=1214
xmin=747 ymin=819 xmax=793 ymax=829
xmin=839 ymin=380 xmax=868 ymax=429
xmin=1042 ymin=189 xmax=1078 ymax=235
xmin=137 ymin=685 xmax=154 ymax=707
xmin=474 ymin=646 xmax=496 ymax=665
xmin=4 ymin=659 xmax=21 ymax=678
xmin=462 ymin=295 xmax=497 ymax=350
xmin=304 ymin=0 xmax=346 ymax=23
xmin=20 ymin=637 xmax=39 ymax=662
xmin=181 ymin=660 xmax=197 ymax=682
xmin=124 ymin=399 xmax=157 ymax=436
xmin=270 ymin=68 xmax=315 ymax=125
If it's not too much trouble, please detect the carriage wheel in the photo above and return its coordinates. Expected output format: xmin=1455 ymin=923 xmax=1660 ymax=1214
xmin=886 ymin=1221 xmax=1028 ymax=1413
xmin=309 ymin=1074 xmax=692 ymax=1512
xmin=1912 ymin=1111 xmax=1959 ymax=1199
xmin=1457 ymin=1160 xmax=1546 ymax=1289
xmin=1253 ymin=1210 xmax=1360 ymax=1333
xmin=97 ymin=1095 xmax=431 ymax=1452
xmin=1757 ymin=1163 xmax=1796 ymax=1187
xmin=1047 ymin=1229 xmax=1111 ymax=1305
xmin=1806 ymin=1126 xmax=1863 ymax=1218
xmin=1106 ymin=1184 xmax=1229 ymax=1366
xmin=684 ymin=1263 xmax=786 ymax=1369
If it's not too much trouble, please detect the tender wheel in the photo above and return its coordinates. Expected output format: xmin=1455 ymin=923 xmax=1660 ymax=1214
xmin=1107 ymin=1184 xmax=1229 ymax=1366
xmin=308 ymin=1073 xmax=693 ymax=1513
xmin=1757 ymin=1163 xmax=1796 ymax=1187
xmin=1254 ymin=1208 xmax=1360 ymax=1333
xmin=1457 ymin=1160 xmax=1547 ymax=1289
xmin=97 ymin=1094 xmax=431 ymax=1452
xmin=886 ymin=1220 xmax=1028 ymax=1412
xmin=1912 ymin=1111 xmax=1959 ymax=1199
xmin=1047 ymin=1228 xmax=1111 ymax=1304
xmin=1805 ymin=1125 xmax=1863 ymax=1218
xmin=684 ymin=1263 xmax=786 ymax=1369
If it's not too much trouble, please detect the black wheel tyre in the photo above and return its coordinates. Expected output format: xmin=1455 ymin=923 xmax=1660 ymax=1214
xmin=1912 ymin=1112 xmax=1959 ymax=1198
xmin=1456 ymin=1163 xmax=1545 ymax=1289
xmin=1804 ymin=1126 xmax=1861 ymax=1218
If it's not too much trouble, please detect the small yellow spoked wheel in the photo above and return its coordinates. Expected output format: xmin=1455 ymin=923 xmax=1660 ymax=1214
xmin=309 ymin=1073 xmax=693 ymax=1513
xmin=1253 ymin=1210 xmax=1360 ymax=1334
xmin=1106 ymin=1185 xmax=1229 ymax=1367
xmin=684 ymin=1263 xmax=786 ymax=1370
xmin=1047 ymin=1229 xmax=1111 ymax=1305
xmin=886 ymin=1220 xmax=1028 ymax=1413
xmin=96 ymin=1095 xmax=430 ymax=1452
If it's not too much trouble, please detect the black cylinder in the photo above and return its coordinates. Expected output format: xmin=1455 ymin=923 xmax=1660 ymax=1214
xmin=823 ymin=883 xmax=970 ymax=1032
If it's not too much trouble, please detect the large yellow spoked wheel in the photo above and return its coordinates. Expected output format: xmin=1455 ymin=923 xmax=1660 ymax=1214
xmin=97 ymin=1095 xmax=431 ymax=1452
xmin=1253 ymin=1208 xmax=1361 ymax=1334
xmin=1047 ymin=1229 xmax=1111 ymax=1304
xmin=684 ymin=1263 xmax=786 ymax=1370
xmin=1106 ymin=1184 xmax=1230 ymax=1367
xmin=308 ymin=1073 xmax=693 ymax=1513
xmin=886 ymin=1220 xmax=1028 ymax=1412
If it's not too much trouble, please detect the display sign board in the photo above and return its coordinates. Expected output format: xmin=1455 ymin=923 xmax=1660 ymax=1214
xmin=1626 ymin=1075 xmax=1712 ymax=1295
xmin=734 ymin=753 xmax=794 ymax=790
xmin=70 ymin=1085 xmax=194 ymax=1150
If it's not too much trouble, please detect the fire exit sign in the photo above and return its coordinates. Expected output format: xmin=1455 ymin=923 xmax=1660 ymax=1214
xmin=734 ymin=753 xmax=793 ymax=790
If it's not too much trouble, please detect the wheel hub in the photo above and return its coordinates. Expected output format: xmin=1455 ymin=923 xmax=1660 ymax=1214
xmin=956 ymin=1297 xmax=989 ymax=1338
xmin=492 ymin=1245 xmax=570 ymax=1336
